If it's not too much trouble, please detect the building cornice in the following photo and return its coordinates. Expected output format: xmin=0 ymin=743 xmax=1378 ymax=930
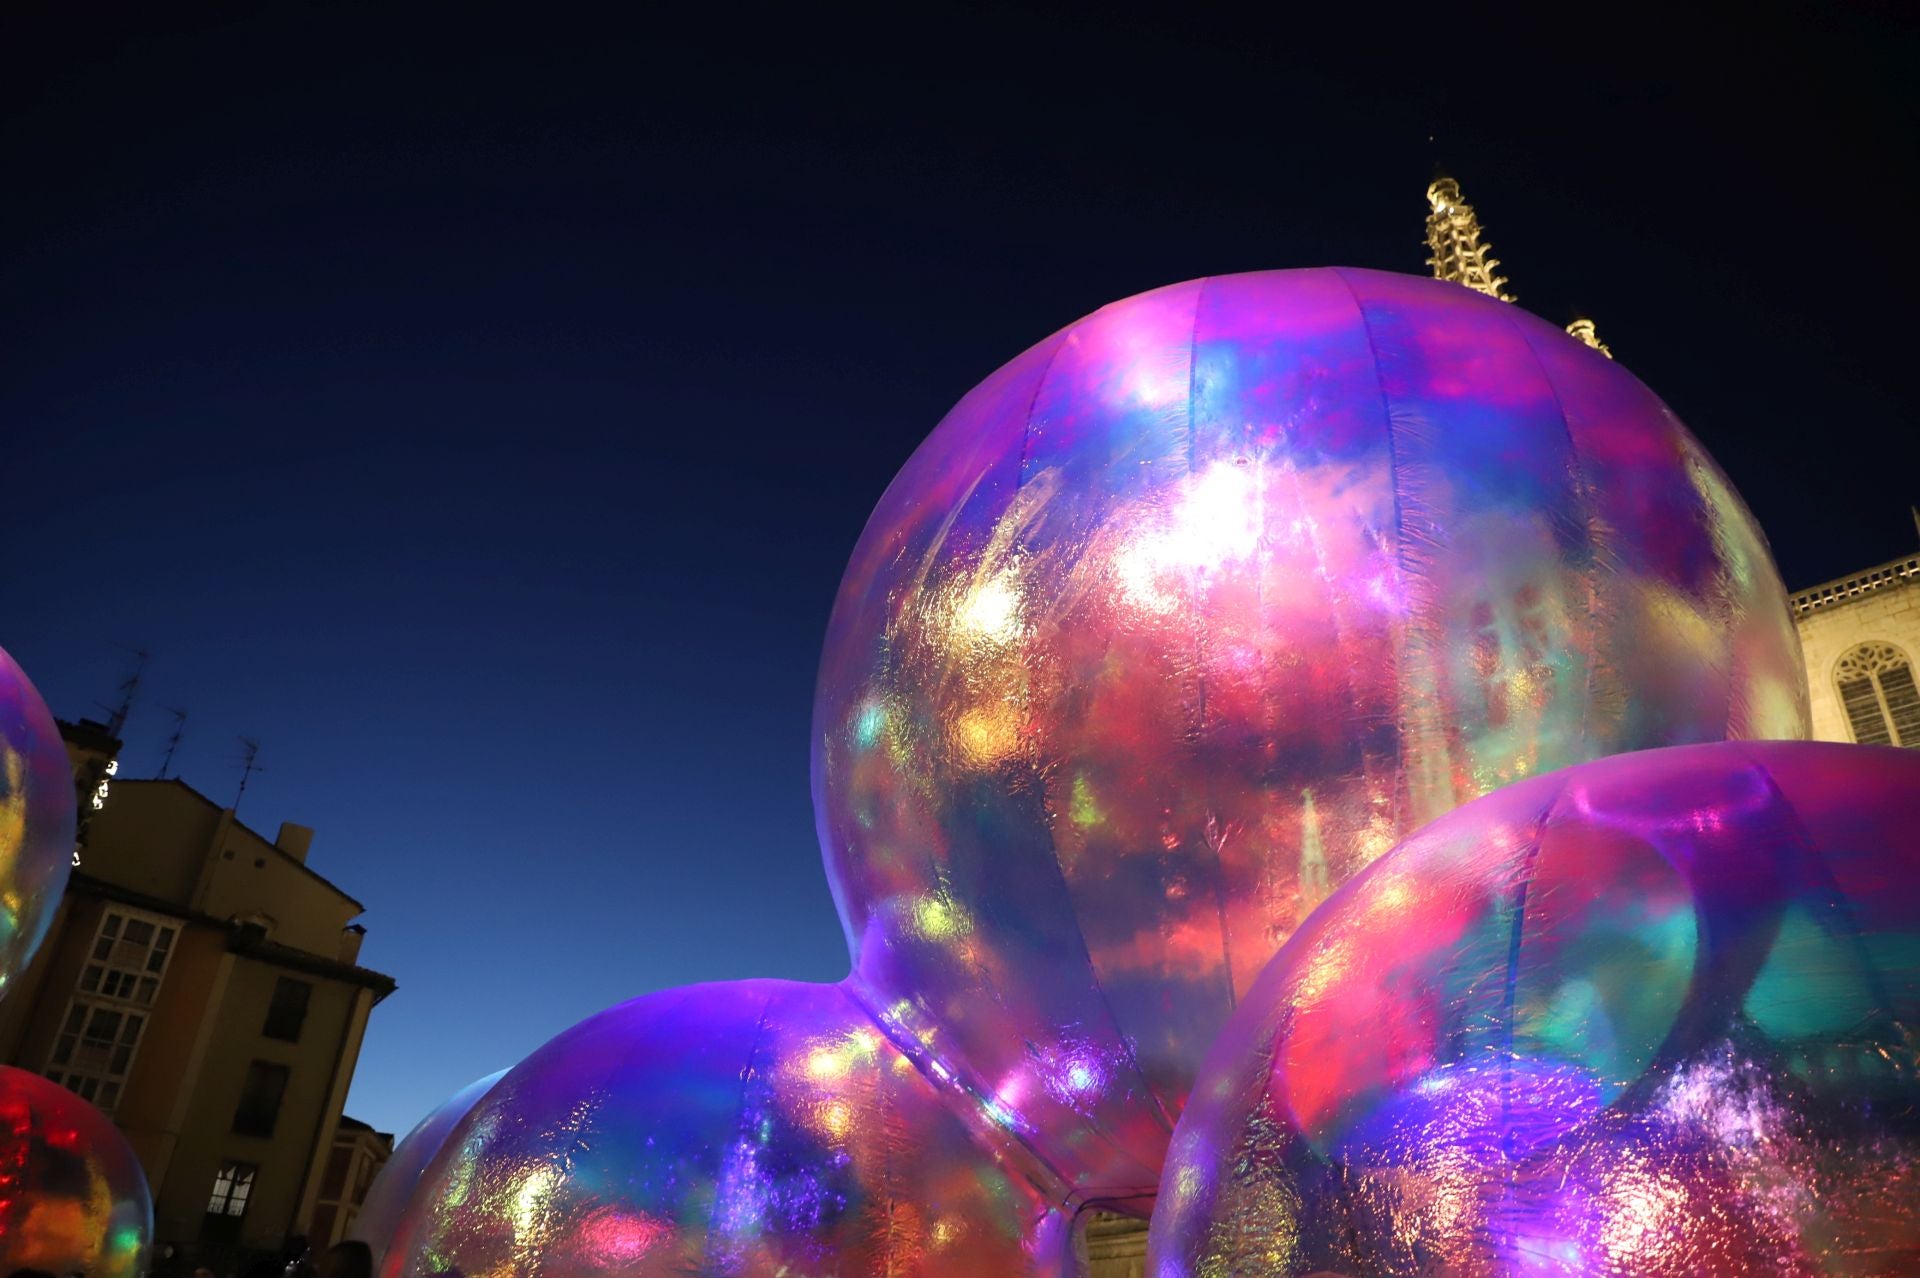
xmin=1791 ymin=555 xmax=1920 ymax=619
xmin=66 ymin=871 xmax=397 ymax=1002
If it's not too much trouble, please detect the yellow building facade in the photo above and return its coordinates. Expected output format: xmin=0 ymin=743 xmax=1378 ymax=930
xmin=309 ymin=1116 xmax=394 ymax=1248
xmin=0 ymin=729 xmax=395 ymax=1264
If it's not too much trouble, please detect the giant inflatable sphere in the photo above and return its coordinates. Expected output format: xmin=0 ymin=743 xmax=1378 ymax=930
xmin=814 ymin=267 xmax=1810 ymax=1201
xmin=0 ymin=644 xmax=77 ymax=991
xmin=1148 ymin=741 xmax=1920 ymax=1276
xmin=353 ymin=1069 xmax=506 ymax=1269
xmin=383 ymin=980 xmax=1073 ymax=1277
xmin=0 ymin=1066 xmax=153 ymax=1278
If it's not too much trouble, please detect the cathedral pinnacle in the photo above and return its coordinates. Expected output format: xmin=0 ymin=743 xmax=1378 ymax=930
xmin=1425 ymin=175 xmax=1614 ymax=356
xmin=1565 ymin=318 xmax=1613 ymax=358
xmin=1425 ymin=176 xmax=1514 ymax=302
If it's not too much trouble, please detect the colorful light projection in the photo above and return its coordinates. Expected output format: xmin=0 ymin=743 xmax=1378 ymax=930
xmin=1148 ymin=740 xmax=1920 ymax=1277
xmin=354 ymin=1069 xmax=506 ymax=1269
xmin=382 ymin=980 xmax=1075 ymax=1278
xmin=0 ymin=644 xmax=78 ymax=992
xmin=0 ymin=1066 xmax=152 ymax=1278
xmin=814 ymin=267 xmax=1811 ymax=1202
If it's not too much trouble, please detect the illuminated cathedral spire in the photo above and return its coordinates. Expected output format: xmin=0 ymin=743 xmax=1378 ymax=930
xmin=1565 ymin=317 xmax=1613 ymax=358
xmin=1425 ymin=174 xmax=1615 ymax=356
xmin=1425 ymin=176 xmax=1514 ymax=302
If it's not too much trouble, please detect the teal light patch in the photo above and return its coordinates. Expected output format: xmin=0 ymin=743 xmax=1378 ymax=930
xmin=1519 ymin=904 xmax=1696 ymax=1093
xmin=854 ymin=701 xmax=887 ymax=749
xmin=1746 ymin=906 xmax=1878 ymax=1040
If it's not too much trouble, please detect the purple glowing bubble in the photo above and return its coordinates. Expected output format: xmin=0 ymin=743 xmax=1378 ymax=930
xmin=353 ymin=1069 xmax=507 ymax=1269
xmin=0 ymin=644 xmax=78 ymax=990
xmin=814 ymin=268 xmax=1809 ymax=1202
xmin=1149 ymin=741 xmax=1920 ymax=1277
xmin=382 ymin=980 xmax=1075 ymax=1278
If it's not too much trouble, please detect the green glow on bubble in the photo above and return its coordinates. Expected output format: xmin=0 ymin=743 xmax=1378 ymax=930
xmin=1069 ymin=774 xmax=1102 ymax=827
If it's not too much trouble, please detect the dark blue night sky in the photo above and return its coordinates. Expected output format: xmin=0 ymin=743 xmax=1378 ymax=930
xmin=4 ymin=5 xmax=1915 ymax=1136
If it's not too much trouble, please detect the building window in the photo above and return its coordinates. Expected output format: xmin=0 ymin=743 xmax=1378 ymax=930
xmin=232 ymin=1061 xmax=291 ymax=1138
xmin=1835 ymin=642 xmax=1920 ymax=747
xmin=207 ymin=1161 xmax=257 ymax=1217
xmin=78 ymin=911 xmax=176 ymax=1006
xmin=263 ymin=977 xmax=313 ymax=1043
xmin=44 ymin=907 xmax=177 ymax=1114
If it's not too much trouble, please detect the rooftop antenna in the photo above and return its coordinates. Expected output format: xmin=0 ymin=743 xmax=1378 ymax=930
xmin=1423 ymin=173 xmax=1615 ymax=357
xmin=233 ymin=737 xmax=264 ymax=814
xmin=102 ymin=647 xmax=149 ymax=739
xmin=156 ymin=709 xmax=188 ymax=780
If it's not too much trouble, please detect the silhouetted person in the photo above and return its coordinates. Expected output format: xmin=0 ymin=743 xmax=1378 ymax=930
xmin=314 ymin=1242 xmax=371 ymax=1278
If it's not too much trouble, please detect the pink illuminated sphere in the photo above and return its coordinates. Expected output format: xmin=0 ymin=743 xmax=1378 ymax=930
xmin=1148 ymin=741 xmax=1920 ymax=1276
xmin=813 ymin=268 xmax=1809 ymax=1203
xmin=0 ymin=643 xmax=77 ymax=992
xmin=382 ymin=980 xmax=1074 ymax=1277
xmin=0 ymin=1066 xmax=152 ymax=1278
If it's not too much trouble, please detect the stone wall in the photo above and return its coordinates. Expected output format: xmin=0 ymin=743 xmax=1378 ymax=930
xmin=1792 ymin=556 xmax=1920 ymax=743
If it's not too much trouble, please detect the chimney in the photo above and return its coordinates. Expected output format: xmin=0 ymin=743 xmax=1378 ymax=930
xmin=339 ymin=923 xmax=366 ymax=965
xmin=276 ymin=822 xmax=314 ymax=863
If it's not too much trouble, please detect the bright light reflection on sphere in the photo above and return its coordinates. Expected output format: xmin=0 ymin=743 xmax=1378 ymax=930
xmin=813 ymin=268 xmax=1811 ymax=1200
xmin=1148 ymin=741 xmax=1920 ymax=1276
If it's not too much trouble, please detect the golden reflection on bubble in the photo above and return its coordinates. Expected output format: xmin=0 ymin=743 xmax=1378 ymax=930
xmin=911 ymin=892 xmax=972 ymax=943
xmin=950 ymin=703 xmax=1021 ymax=768
xmin=509 ymin=1165 xmax=560 ymax=1242
xmin=1290 ymin=936 xmax=1354 ymax=1007
xmin=1640 ymin=585 xmax=1719 ymax=655
xmin=816 ymin=1099 xmax=854 ymax=1143
xmin=1599 ymin=1158 xmax=1687 ymax=1268
xmin=0 ymin=749 xmax=25 ymax=881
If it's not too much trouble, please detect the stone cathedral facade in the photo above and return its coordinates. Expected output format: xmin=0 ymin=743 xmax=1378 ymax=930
xmin=1792 ymin=551 xmax=1920 ymax=748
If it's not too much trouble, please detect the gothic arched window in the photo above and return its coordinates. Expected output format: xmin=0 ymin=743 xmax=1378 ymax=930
xmin=1835 ymin=642 xmax=1920 ymax=747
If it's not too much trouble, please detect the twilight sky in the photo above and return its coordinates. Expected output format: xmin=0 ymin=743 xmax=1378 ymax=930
xmin=3 ymin=5 xmax=1915 ymax=1137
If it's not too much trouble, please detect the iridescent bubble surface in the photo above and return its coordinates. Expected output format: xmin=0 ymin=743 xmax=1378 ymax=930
xmin=814 ymin=267 xmax=1810 ymax=1201
xmin=0 ymin=644 xmax=77 ymax=991
xmin=0 ymin=1065 xmax=152 ymax=1278
xmin=354 ymin=1069 xmax=506 ymax=1269
xmin=383 ymin=980 xmax=1074 ymax=1277
xmin=1148 ymin=740 xmax=1920 ymax=1277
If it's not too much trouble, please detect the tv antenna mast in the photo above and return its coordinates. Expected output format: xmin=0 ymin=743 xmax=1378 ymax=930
xmin=157 ymin=709 xmax=189 ymax=780
xmin=102 ymin=647 xmax=149 ymax=739
xmin=233 ymin=737 xmax=264 ymax=814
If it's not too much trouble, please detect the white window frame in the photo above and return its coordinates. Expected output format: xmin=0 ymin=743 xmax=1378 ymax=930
xmin=207 ymin=1159 xmax=259 ymax=1218
xmin=43 ymin=905 xmax=179 ymax=1115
